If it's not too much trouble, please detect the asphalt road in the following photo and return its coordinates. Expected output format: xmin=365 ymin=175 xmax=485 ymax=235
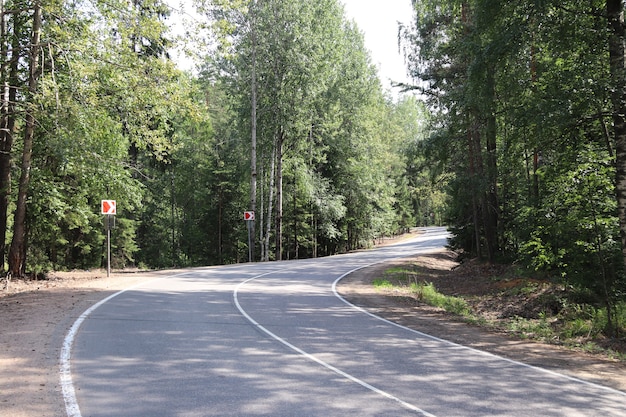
xmin=62 ymin=227 xmax=626 ymax=416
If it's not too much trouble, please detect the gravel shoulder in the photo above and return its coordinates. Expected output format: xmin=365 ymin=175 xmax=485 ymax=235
xmin=1 ymin=253 xmax=625 ymax=417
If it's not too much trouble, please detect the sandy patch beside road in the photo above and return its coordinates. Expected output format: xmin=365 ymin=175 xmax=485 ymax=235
xmin=1 ymin=269 xmax=179 ymax=417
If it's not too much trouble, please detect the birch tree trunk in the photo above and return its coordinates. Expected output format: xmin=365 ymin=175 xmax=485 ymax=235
xmin=275 ymin=130 xmax=283 ymax=261
xmin=0 ymin=3 xmax=18 ymax=272
xmin=248 ymin=0 xmax=258 ymax=262
xmin=263 ymin=146 xmax=276 ymax=261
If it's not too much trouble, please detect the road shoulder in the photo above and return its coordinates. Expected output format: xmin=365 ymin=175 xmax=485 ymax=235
xmin=336 ymin=252 xmax=626 ymax=393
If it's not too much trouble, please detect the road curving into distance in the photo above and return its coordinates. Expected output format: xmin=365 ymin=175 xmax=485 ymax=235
xmin=61 ymin=227 xmax=626 ymax=416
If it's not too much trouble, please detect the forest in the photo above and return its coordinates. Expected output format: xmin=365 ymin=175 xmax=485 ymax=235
xmin=401 ymin=0 xmax=626 ymax=335
xmin=1 ymin=0 xmax=625 ymax=334
xmin=0 ymin=0 xmax=445 ymax=276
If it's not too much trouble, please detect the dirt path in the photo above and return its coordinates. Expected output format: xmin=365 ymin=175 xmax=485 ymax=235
xmin=1 ymin=255 xmax=625 ymax=417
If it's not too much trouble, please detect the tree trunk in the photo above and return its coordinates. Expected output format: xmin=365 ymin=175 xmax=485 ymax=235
xmin=0 ymin=5 xmax=18 ymax=273
xmin=292 ymin=174 xmax=298 ymax=259
xmin=9 ymin=1 xmax=41 ymax=277
xmin=263 ymin=146 xmax=276 ymax=261
xmin=484 ymin=67 xmax=499 ymax=262
xmin=258 ymin=160 xmax=264 ymax=258
xmin=275 ymin=129 xmax=284 ymax=261
xmin=249 ymin=0 xmax=258 ymax=262
xmin=461 ymin=1 xmax=482 ymax=260
xmin=530 ymin=32 xmax=540 ymax=206
xmin=608 ymin=0 xmax=626 ymax=271
xmin=467 ymin=114 xmax=482 ymax=260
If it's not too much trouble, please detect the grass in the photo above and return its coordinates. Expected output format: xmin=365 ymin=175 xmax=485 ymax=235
xmin=372 ymin=278 xmax=394 ymax=289
xmin=504 ymin=314 xmax=554 ymax=340
xmin=373 ymin=263 xmax=626 ymax=360
xmin=410 ymin=282 xmax=471 ymax=316
xmin=373 ymin=274 xmax=471 ymax=316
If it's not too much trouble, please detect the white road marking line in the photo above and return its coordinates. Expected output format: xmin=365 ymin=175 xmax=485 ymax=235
xmin=60 ymin=273 xmax=191 ymax=417
xmin=234 ymin=268 xmax=437 ymax=417
xmin=331 ymin=266 xmax=626 ymax=399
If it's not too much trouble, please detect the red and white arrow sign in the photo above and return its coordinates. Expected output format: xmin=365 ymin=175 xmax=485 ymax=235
xmin=101 ymin=200 xmax=116 ymax=215
xmin=243 ymin=211 xmax=254 ymax=221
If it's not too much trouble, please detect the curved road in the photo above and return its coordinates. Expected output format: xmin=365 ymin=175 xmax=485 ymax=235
xmin=61 ymin=227 xmax=626 ymax=416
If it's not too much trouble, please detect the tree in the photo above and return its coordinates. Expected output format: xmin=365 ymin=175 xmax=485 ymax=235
xmin=608 ymin=0 xmax=626 ymax=272
xmin=394 ymin=96 xmax=447 ymax=229
xmin=0 ymin=0 xmax=21 ymax=271
xmin=0 ymin=0 xmax=193 ymax=275
xmin=248 ymin=0 xmax=258 ymax=261
xmin=400 ymin=0 xmax=497 ymax=260
xmin=0 ymin=0 xmax=446 ymax=277
xmin=201 ymin=0 xmax=413 ymax=260
xmin=403 ymin=0 xmax=626 ymax=334
xmin=8 ymin=1 xmax=42 ymax=276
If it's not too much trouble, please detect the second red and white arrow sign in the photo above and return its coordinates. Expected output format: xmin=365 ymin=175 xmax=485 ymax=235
xmin=101 ymin=200 xmax=116 ymax=215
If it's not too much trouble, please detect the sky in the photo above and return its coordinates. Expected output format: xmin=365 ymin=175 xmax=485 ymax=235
xmin=340 ymin=0 xmax=415 ymax=93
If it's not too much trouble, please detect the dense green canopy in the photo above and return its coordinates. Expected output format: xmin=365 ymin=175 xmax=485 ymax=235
xmin=3 ymin=0 xmax=624 ymax=334
xmin=400 ymin=0 xmax=626 ymax=334
xmin=0 ymin=0 xmax=442 ymax=275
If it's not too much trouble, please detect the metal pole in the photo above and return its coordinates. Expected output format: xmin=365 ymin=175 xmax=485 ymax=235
xmin=247 ymin=220 xmax=252 ymax=262
xmin=107 ymin=215 xmax=111 ymax=277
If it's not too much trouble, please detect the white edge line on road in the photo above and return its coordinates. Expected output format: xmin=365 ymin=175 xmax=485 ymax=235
xmin=60 ymin=272 xmax=193 ymax=417
xmin=234 ymin=268 xmax=437 ymax=417
xmin=331 ymin=264 xmax=626 ymax=399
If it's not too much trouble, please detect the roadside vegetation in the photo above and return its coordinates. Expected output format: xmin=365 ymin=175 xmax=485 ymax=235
xmin=3 ymin=0 xmax=626 ymax=349
xmin=0 ymin=0 xmax=448 ymax=280
xmin=373 ymin=257 xmax=626 ymax=360
xmin=405 ymin=0 xmax=626 ymax=338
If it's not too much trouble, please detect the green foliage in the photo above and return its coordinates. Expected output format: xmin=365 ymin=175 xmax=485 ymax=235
xmin=501 ymin=300 xmax=626 ymax=349
xmin=377 ymin=263 xmax=626 ymax=348
xmin=505 ymin=315 xmax=554 ymax=341
xmin=401 ymin=0 xmax=626 ymax=334
xmin=379 ymin=264 xmax=471 ymax=315
xmin=0 ymin=0 xmax=436 ymax=277
xmin=372 ymin=278 xmax=394 ymax=289
xmin=111 ymin=217 xmax=140 ymax=269
xmin=411 ymin=282 xmax=472 ymax=316
xmin=203 ymin=0 xmax=424 ymax=259
xmin=516 ymin=146 xmax=622 ymax=310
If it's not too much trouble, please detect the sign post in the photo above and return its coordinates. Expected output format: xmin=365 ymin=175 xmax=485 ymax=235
xmin=244 ymin=211 xmax=255 ymax=262
xmin=101 ymin=200 xmax=117 ymax=277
